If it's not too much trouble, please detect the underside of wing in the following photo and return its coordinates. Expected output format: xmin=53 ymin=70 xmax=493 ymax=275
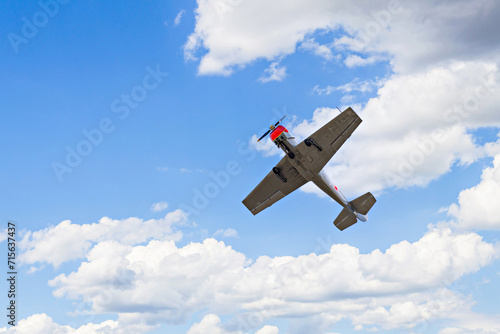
xmin=242 ymin=157 xmax=308 ymax=215
xmin=296 ymin=107 xmax=362 ymax=174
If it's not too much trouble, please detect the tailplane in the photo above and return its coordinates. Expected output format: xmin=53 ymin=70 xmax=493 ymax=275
xmin=350 ymin=192 xmax=376 ymax=215
xmin=334 ymin=208 xmax=357 ymax=231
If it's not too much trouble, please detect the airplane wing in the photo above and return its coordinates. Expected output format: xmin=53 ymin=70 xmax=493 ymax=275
xmin=242 ymin=157 xmax=308 ymax=215
xmin=296 ymin=107 xmax=362 ymax=175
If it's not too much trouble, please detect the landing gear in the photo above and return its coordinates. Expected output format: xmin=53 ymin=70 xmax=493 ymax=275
xmin=278 ymin=141 xmax=295 ymax=159
xmin=305 ymin=138 xmax=322 ymax=151
xmin=273 ymin=167 xmax=287 ymax=182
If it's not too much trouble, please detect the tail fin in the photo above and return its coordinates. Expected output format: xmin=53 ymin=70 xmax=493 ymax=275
xmin=349 ymin=192 xmax=376 ymax=215
xmin=334 ymin=192 xmax=376 ymax=231
xmin=334 ymin=208 xmax=357 ymax=231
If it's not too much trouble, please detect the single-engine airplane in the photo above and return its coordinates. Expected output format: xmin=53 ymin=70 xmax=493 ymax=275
xmin=242 ymin=107 xmax=376 ymax=231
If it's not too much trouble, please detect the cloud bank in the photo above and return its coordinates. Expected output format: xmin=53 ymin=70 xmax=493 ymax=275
xmin=41 ymin=226 xmax=497 ymax=332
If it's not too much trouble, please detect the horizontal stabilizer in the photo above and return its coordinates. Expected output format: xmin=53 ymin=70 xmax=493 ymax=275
xmin=334 ymin=208 xmax=357 ymax=231
xmin=350 ymin=192 xmax=376 ymax=215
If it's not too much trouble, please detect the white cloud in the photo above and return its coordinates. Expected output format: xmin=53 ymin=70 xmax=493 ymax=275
xmin=186 ymin=314 xmax=278 ymax=334
xmin=183 ymin=0 xmax=398 ymax=75
xmin=27 ymin=265 xmax=44 ymax=274
xmin=185 ymin=0 xmax=500 ymax=76
xmin=448 ymin=150 xmax=500 ymax=230
xmin=344 ymin=61 xmax=499 ymax=194
xmin=184 ymin=1 xmax=500 ymax=198
xmin=19 ymin=210 xmax=186 ymax=267
xmin=14 ymin=3 xmax=500 ymax=333
xmin=0 ymin=313 xmax=121 ymax=334
xmin=174 ymin=9 xmax=185 ymax=26
xmin=151 ymin=201 xmax=169 ymax=212
xmin=214 ymin=228 xmax=238 ymax=238
xmin=259 ymin=61 xmax=287 ymax=83
xmin=340 ymin=94 xmax=355 ymax=105
xmin=300 ymin=38 xmax=336 ymax=61
xmin=187 ymin=314 xmax=240 ymax=334
xmin=255 ymin=325 xmax=279 ymax=334
xmin=49 ymin=238 xmax=247 ymax=325
xmin=312 ymin=85 xmax=337 ymax=96
xmin=46 ymin=227 xmax=497 ymax=330
xmin=344 ymin=55 xmax=380 ymax=68
xmin=438 ymin=312 xmax=500 ymax=334
xmin=312 ymin=78 xmax=381 ymax=96
xmin=184 ymin=0 xmax=345 ymax=75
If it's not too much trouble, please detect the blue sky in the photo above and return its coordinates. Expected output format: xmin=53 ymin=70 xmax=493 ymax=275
xmin=1 ymin=0 xmax=500 ymax=333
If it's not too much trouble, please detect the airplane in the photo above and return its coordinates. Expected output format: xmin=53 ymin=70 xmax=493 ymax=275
xmin=242 ymin=107 xmax=376 ymax=231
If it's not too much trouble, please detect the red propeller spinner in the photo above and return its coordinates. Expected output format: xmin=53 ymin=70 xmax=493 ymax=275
xmin=256 ymin=115 xmax=287 ymax=142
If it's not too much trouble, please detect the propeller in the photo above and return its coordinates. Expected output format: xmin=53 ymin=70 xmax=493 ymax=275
xmin=257 ymin=130 xmax=271 ymax=142
xmin=257 ymin=114 xmax=287 ymax=142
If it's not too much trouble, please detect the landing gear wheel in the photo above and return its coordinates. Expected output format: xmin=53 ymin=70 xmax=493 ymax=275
xmin=305 ymin=138 xmax=322 ymax=151
xmin=288 ymin=152 xmax=295 ymax=159
xmin=272 ymin=167 xmax=287 ymax=182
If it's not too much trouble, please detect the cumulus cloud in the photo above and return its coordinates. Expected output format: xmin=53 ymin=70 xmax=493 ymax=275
xmin=448 ymin=150 xmax=500 ymax=230
xmin=188 ymin=315 xmax=241 ymax=334
xmin=184 ymin=0 xmax=344 ymax=75
xmin=46 ymin=227 xmax=497 ymax=331
xmin=185 ymin=0 xmax=500 ymax=76
xmin=255 ymin=326 xmax=280 ymax=334
xmin=19 ymin=210 xmax=186 ymax=267
xmin=187 ymin=314 xmax=238 ymax=334
xmin=0 ymin=313 xmax=121 ymax=334
xmin=184 ymin=0 xmax=391 ymax=75
xmin=49 ymin=238 xmax=247 ymax=324
xmin=186 ymin=314 xmax=279 ymax=334
xmin=340 ymin=61 xmax=499 ymax=195
xmin=438 ymin=312 xmax=500 ymax=334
